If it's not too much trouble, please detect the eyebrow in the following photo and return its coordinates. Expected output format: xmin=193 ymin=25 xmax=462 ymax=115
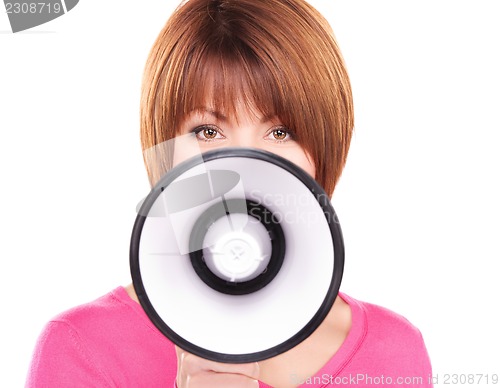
xmin=196 ymin=107 xmax=227 ymax=122
xmin=189 ymin=107 xmax=276 ymax=124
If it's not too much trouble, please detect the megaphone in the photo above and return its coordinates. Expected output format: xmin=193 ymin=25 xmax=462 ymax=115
xmin=130 ymin=147 xmax=344 ymax=363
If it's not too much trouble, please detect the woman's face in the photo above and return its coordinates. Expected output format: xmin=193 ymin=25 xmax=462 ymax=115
xmin=173 ymin=102 xmax=316 ymax=178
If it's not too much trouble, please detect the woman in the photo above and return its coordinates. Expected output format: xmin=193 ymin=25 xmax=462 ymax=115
xmin=27 ymin=0 xmax=432 ymax=386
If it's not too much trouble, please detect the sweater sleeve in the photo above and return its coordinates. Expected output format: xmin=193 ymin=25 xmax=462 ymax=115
xmin=26 ymin=320 xmax=113 ymax=388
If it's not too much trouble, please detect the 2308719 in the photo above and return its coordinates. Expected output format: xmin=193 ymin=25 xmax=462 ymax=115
xmin=442 ymin=374 xmax=499 ymax=385
xmin=5 ymin=2 xmax=62 ymax=14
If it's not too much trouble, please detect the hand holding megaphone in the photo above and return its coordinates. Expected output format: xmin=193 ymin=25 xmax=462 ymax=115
xmin=175 ymin=347 xmax=259 ymax=388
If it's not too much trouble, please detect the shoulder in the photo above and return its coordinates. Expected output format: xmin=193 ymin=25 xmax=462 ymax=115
xmin=342 ymin=293 xmax=425 ymax=342
xmin=27 ymin=287 xmax=177 ymax=387
xmin=45 ymin=286 xmax=173 ymax=358
xmin=339 ymin=293 xmax=432 ymax=378
xmin=26 ymin=288 xmax=132 ymax=387
xmin=34 ymin=287 xmax=139 ymax=354
xmin=51 ymin=287 xmax=136 ymax=335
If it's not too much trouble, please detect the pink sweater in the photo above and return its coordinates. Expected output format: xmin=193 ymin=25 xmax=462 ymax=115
xmin=26 ymin=287 xmax=432 ymax=387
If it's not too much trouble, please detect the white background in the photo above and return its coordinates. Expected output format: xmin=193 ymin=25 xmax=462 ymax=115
xmin=1 ymin=1 xmax=499 ymax=386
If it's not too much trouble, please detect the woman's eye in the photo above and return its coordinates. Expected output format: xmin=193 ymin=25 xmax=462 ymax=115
xmin=202 ymin=127 xmax=217 ymax=139
xmin=267 ymin=127 xmax=293 ymax=142
xmin=193 ymin=125 xmax=223 ymax=141
xmin=272 ymin=128 xmax=287 ymax=140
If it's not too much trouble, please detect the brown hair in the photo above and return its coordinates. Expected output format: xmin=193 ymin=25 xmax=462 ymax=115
xmin=140 ymin=0 xmax=354 ymax=195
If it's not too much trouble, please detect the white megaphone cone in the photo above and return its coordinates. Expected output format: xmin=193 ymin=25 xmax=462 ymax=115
xmin=130 ymin=147 xmax=344 ymax=363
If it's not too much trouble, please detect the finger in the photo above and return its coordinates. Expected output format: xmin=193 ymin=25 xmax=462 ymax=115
xmin=188 ymin=372 xmax=259 ymax=388
xmin=175 ymin=346 xmax=260 ymax=380
xmin=203 ymin=358 xmax=260 ymax=380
